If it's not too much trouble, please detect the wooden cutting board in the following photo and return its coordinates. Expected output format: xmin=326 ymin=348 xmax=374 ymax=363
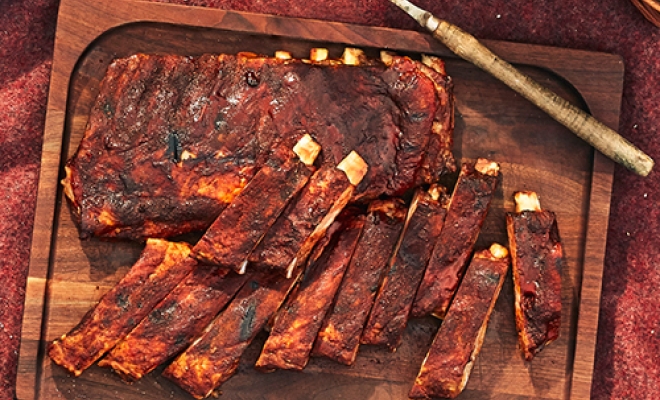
xmin=17 ymin=0 xmax=621 ymax=398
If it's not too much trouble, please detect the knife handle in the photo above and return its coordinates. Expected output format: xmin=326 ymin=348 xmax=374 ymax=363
xmin=429 ymin=18 xmax=654 ymax=176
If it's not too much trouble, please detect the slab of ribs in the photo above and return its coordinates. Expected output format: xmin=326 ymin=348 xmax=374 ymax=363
xmin=62 ymin=50 xmax=454 ymax=240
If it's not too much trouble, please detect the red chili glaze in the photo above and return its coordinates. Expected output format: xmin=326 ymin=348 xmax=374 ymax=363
xmin=191 ymin=144 xmax=314 ymax=272
xmin=507 ymin=209 xmax=562 ymax=361
xmin=99 ymin=267 xmax=248 ymax=381
xmin=163 ymin=270 xmax=300 ymax=399
xmin=249 ymin=165 xmax=352 ymax=274
xmin=48 ymin=239 xmax=195 ymax=376
xmin=361 ymin=189 xmax=448 ymax=351
xmin=312 ymin=199 xmax=407 ymax=365
xmin=68 ymin=55 xmax=249 ymax=239
xmin=412 ymin=162 xmax=499 ymax=318
xmin=255 ymin=216 xmax=365 ymax=371
xmin=409 ymin=248 xmax=509 ymax=399
xmin=380 ymin=56 xmax=455 ymax=189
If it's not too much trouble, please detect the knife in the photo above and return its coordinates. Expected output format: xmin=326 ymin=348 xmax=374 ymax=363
xmin=389 ymin=0 xmax=654 ymax=176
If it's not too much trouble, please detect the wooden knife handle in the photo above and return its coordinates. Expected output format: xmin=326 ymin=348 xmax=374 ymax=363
xmin=431 ymin=19 xmax=654 ymax=176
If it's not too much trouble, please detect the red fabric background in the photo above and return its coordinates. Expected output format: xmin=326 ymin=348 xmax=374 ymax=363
xmin=0 ymin=0 xmax=658 ymax=398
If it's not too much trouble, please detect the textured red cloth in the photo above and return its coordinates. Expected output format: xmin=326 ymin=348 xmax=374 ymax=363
xmin=0 ymin=0 xmax=658 ymax=399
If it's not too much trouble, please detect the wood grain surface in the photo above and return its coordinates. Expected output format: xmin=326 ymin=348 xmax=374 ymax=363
xmin=17 ymin=0 xmax=622 ymax=398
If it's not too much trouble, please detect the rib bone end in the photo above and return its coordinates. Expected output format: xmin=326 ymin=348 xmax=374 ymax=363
xmin=475 ymin=158 xmax=500 ymax=176
xmin=421 ymin=54 xmax=447 ymax=75
xmin=310 ymin=48 xmax=329 ymax=62
xmin=293 ymin=134 xmax=321 ymax=166
xmin=427 ymin=184 xmax=445 ymax=202
xmin=514 ymin=191 xmax=541 ymax=213
xmin=285 ymin=257 xmax=297 ymax=279
xmin=342 ymin=47 xmax=365 ymax=65
xmin=489 ymin=243 xmax=509 ymax=259
xmin=337 ymin=151 xmax=368 ymax=186
xmin=238 ymin=260 xmax=248 ymax=275
xmin=275 ymin=51 xmax=292 ymax=60
xmin=380 ymin=51 xmax=396 ymax=66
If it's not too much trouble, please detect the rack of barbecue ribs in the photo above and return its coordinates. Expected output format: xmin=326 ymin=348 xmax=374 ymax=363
xmin=249 ymin=151 xmax=368 ymax=278
xmin=255 ymin=215 xmax=365 ymax=371
xmin=61 ymin=49 xmax=454 ymax=240
xmin=312 ymin=199 xmax=407 ymax=365
xmin=48 ymin=239 xmax=196 ymax=376
xmin=412 ymin=159 xmax=500 ymax=319
xmin=98 ymin=267 xmax=248 ymax=381
xmin=191 ymin=135 xmax=320 ymax=273
xmin=361 ymin=185 xmax=449 ymax=351
xmin=409 ymin=244 xmax=510 ymax=399
xmin=163 ymin=270 xmax=301 ymax=399
xmin=506 ymin=191 xmax=563 ymax=361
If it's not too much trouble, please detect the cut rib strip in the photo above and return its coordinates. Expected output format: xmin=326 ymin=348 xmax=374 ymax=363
xmin=506 ymin=191 xmax=563 ymax=361
xmin=409 ymin=244 xmax=510 ymax=399
xmin=361 ymin=186 xmax=448 ymax=351
xmin=98 ymin=267 xmax=248 ymax=381
xmin=250 ymin=151 xmax=368 ymax=278
xmin=48 ymin=239 xmax=196 ymax=376
xmin=163 ymin=270 xmax=301 ymax=399
xmin=191 ymin=135 xmax=320 ymax=273
xmin=312 ymin=199 xmax=407 ymax=365
xmin=255 ymin=215 xmax=365 ymax=371
xmin=412 ymin=159 xmax=500 ymax=318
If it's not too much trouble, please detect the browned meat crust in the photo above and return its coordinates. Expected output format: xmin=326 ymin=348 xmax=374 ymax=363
xmin=412 ymin=160 xmax=500 ymax=318
xmin=63 ymin=52 xmax=454 ymax=240
xmin=506 ymin=191 xmax=562 ymax=361
xmin=255 ymin=216 xmax=365 ymax=371
xmin=163 ymin=271 xmax=300 ymax=399
xmin=249 ymin=158 xmax=362 ymax=276
xmin=409 ymin=245 xmax=509 ymax=399
xmin=361 ymin=187 xmax=448 ymax=351
xmin=312 ymin=199 xmax=407 ymax=365
xmin=48 ymin=239 xmax=195 ymax=376
xmin=63 ymin=54 xmax=254 ymax=239
xmin=98 ymin=267 xmax=248 ymax=381
xmin=191 ymin=143 xmax=315 ymax=272
xmin=409 ymin=56 xmax=454 ymax=186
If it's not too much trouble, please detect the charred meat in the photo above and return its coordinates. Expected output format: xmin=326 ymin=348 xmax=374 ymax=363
xmin=361 ymin=186 xmax=448 ymax=351
xmin=312 ymin=199 xmax=407 ymax=365
xmin=63 ymin=51 xmax=454 ymax=240
xmin=163 ymin=271 xmax=300 ymax=399
xmin=48 ymin=239 xmax=196 ymax=376
xmin=191 ymin=135 xmax=319 ymax=273
xmin=412 ymin=159 xmax=500 ymax=318
xmin=409 ymin=244 xmax=509 ymax=399
xmin=255 ymin=215 xmax=365 ymax=371
xmin=506 ymin=191 xmax=563 ymax=361
xmin=250 ymin=151 xmax=367 ymax=278
xmin=98 ymin=267 xmax=248 ymax=381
